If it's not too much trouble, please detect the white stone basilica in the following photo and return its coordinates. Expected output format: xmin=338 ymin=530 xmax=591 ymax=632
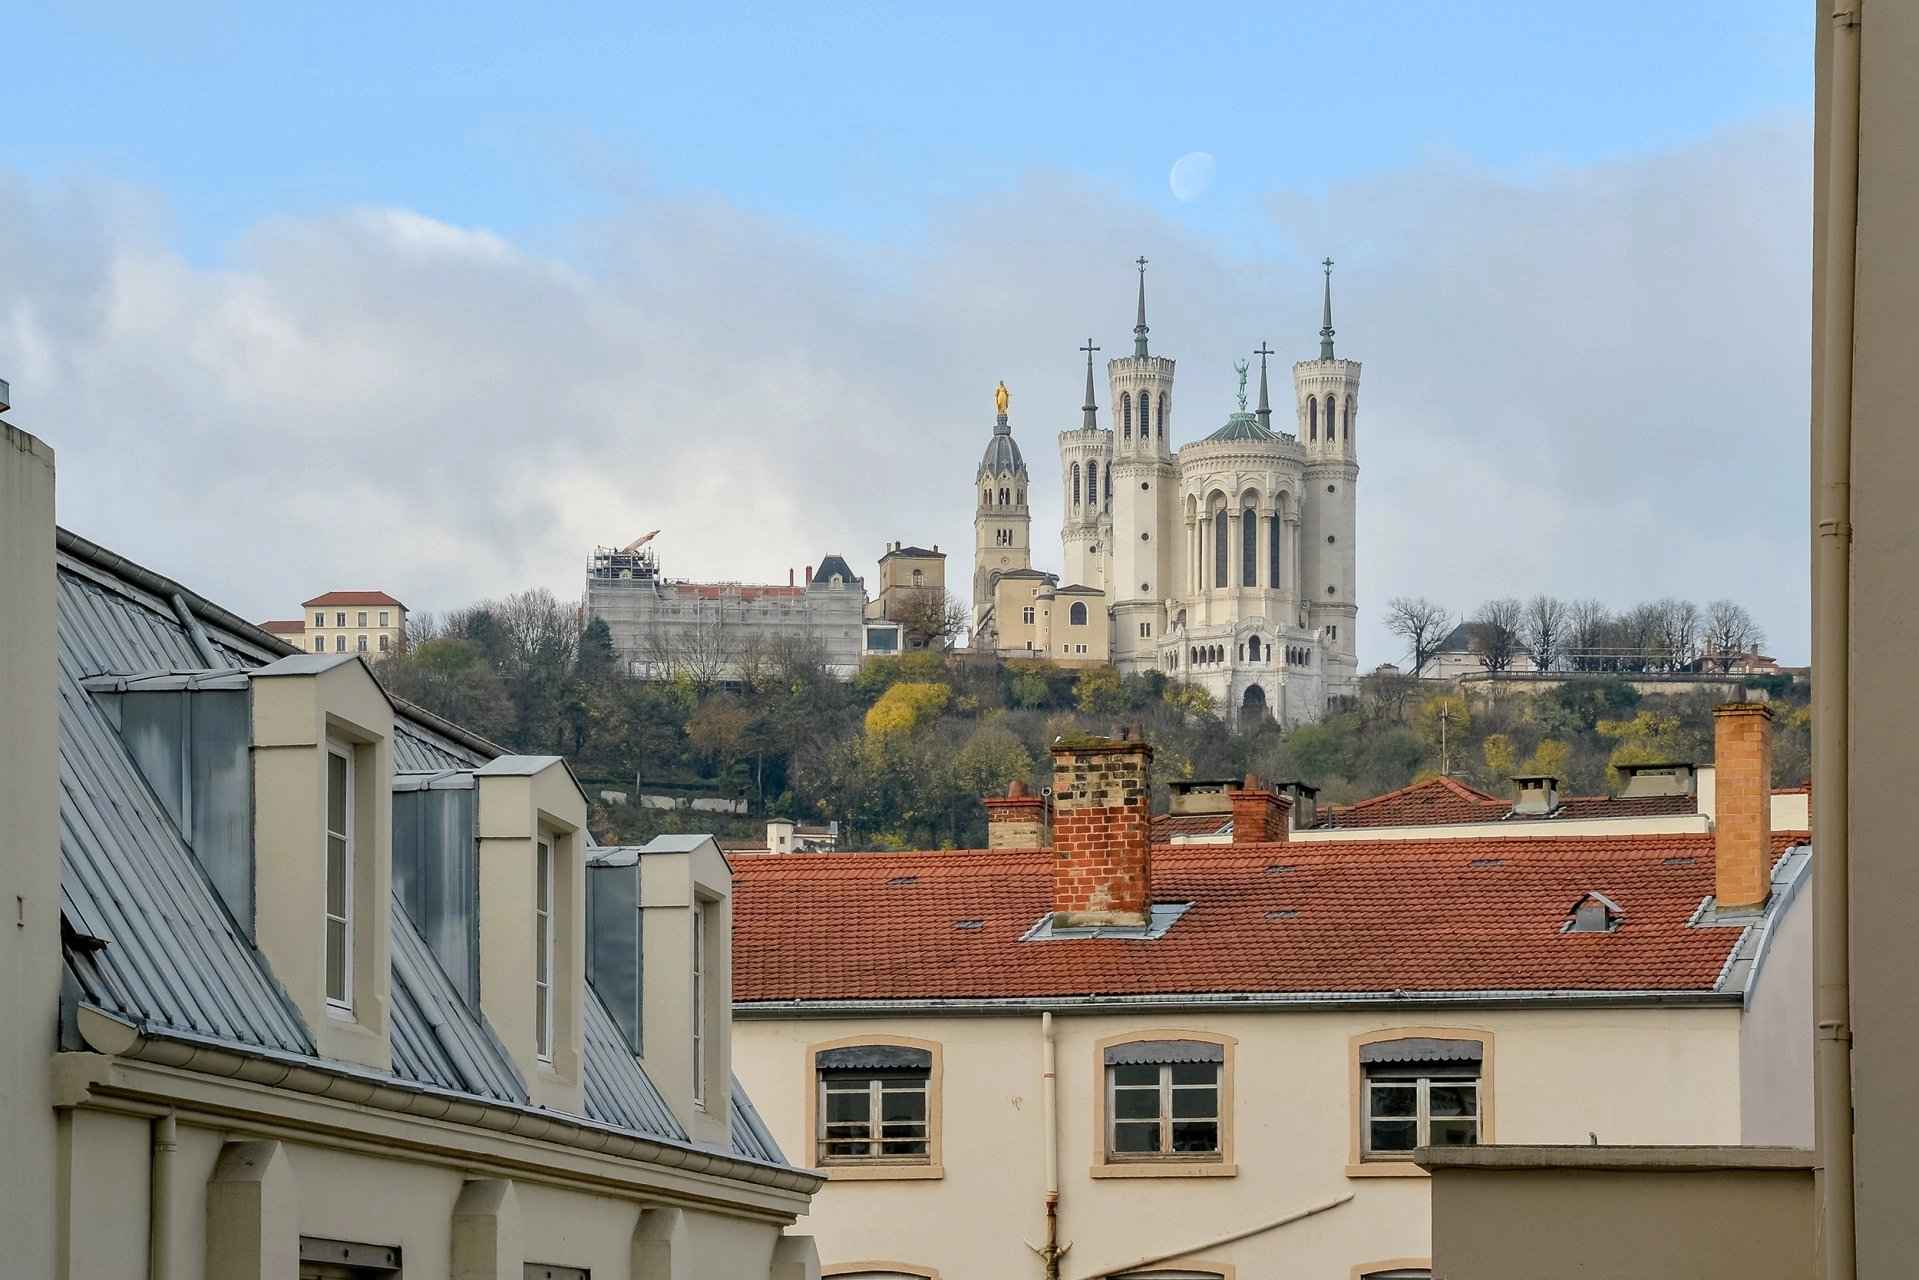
xmin=978 ymin=259 xmax=1360 ymax=727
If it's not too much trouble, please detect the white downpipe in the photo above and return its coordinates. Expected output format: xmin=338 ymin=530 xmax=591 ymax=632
xmin=1041 ymin=1010 xmax=1063 ymax=1279
xmin=1814 ymin=2 xmax=1861 ymax=1278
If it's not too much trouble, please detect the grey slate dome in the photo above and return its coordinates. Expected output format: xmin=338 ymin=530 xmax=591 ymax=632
xmin=1203 ymin=411 xmax=1280 ymax=444
xmin=977 ymin=413 xmax=1028 ymax=479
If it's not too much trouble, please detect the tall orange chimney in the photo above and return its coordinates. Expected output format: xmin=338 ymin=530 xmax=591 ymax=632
xmin=1713 ymin=702 xmax=1774 ymax=910
xmin=1049 ymin=731 xmax=1153 ymax=926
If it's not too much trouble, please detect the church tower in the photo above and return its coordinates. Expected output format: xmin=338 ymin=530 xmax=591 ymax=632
xmin=1294 ymin=260 xmax=1360 ymax=694
xmin=1107 ymin=258 xmax=1179 ymax=671
xmin=1058 ymin=339 xmax=1111 ymax=594
xmin=973 ymin=382 xmax=1033 ymax=644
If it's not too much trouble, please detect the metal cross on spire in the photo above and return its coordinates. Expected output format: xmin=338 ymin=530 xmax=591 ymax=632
xmin=1254 ymin=340 xmax=1275 ymax=427
xmin=1080 ymin=338 xmax=1101 ymax=429
xmin=1318 ymin=258 xmax=1336 ymax=360
xmin=1133 ymin=256 xmax=1150 ymax=357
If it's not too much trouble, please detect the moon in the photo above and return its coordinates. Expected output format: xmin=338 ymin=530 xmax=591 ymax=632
xmin=1169 ymin=151 xmax=1216 ymax=203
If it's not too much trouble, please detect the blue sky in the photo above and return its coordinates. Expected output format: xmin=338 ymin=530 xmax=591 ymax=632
xmin=13 ymin=2 xmax=1809 ymax=259
xmin=4 ymin=3 xmax=1816 ymax=665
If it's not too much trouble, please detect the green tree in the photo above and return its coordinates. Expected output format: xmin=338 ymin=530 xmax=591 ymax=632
xmin=376 ymin=637 xmax=514 ymax=743
xmin=1074 ymin=666 xmax=1128 ymax=716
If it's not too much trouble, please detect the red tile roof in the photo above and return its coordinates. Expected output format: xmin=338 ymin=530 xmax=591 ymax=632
xmin=733 ymin=833 xmax=1807 ymax=1004
xmin=1319 ymin=776 xmax=1509 ymax=829
xmin=1554 ymin=794 xmax=1698 ymax=820
xmin=259 ymin=619 xmax=306 ymax=635
xmin=302 ymin=590 xmax=407 ymax=608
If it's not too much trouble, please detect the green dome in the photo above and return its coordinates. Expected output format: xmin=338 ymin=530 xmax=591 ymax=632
xmin=1203 ymin=412 xmax=1279 ymax=443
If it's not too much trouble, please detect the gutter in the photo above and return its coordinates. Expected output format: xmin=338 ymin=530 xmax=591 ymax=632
xmin=72 ymin=1006 xmax=823 ymax=1198
xmin=1813 ymin=2 xmax=1861 ymax=1276
xmin=734 ymin=988 xmax=1746 ymax=1019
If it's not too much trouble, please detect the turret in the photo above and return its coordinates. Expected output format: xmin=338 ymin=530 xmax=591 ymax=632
xmin=1108 ymin=257 xmax=1180 ymax=671
xmin=1058 ymin=340 xmax=1112 ymax=593
xmin=1293 ymin=259 xmax=1360 ymax=695
xmin=974 ymin=382 xmax=1033 ymax=644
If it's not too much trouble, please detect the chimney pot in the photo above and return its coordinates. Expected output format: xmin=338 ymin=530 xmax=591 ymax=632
xmin=1713 ymin=703 xmax=1774 ymax=910
xmin=1511 ymin=774 xmax=1561 ymax=816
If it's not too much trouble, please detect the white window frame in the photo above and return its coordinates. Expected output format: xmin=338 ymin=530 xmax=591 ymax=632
xmin=378 ymin=610 xmax=389 ymax=626
xmin=335 ymin=611 xmax=346 ymax=627
xmin=357 ymin=634 xmax=368 ymax=653
xmin=816 ymin=1069 xmax=932 ymax=1165
xmin=691 ymin=901 xmax=708 ymax=1108
xmin=357 ymin=610 xmax=368 ymax=627
xmin=324 ymin=744 xmax=354 ymax=1014
xmin=535 ymin=839 xmax=554 ymax=1062
xmin=1361 ymin=1067 xmax=1480 ymax=1160
xmin=1105 ymin=1061 xmax=1222 ymax=1161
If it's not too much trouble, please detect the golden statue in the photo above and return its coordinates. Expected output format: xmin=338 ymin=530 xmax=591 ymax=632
xmin=994 ymin=380 xmax=1010 ymax=416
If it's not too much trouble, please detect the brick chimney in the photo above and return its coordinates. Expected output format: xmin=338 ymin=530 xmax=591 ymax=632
xmin=1713 ymin=703 xmax=1774 ymax=911
xmin=983 ymin=779 xmax=1048 ymax=850
xmin=1049 ymin=731 xmax=1153 ymax=926
xmin=1227 ymin=775 xmax=1291 ymax=844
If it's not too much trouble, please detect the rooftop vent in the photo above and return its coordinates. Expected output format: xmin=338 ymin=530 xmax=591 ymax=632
xmin=1510 ymin=774 xmax=1560 ymax=816
xmin=1470 ymin=857 xmax=1505 ymax=868
xmin=1565 ymin=891 xmax=1625 ymax=934
xmin=1264 ymin=908 xmax=1299 ymax=921
xmin=1618 ymin=762 xmax=1699 ymax=798
xmin=887 ymin=874 xmax=920 ymax=888
xmin=1663 ymin=856 xmax=1698 ymax=867
xmin=954 ymin=919 xmax=984 ymax=930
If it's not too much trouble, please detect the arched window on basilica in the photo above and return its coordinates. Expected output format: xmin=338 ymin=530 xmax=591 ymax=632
xmin=1214 ymin=510 xmax=1228 ymax=586
xmin=1087 ymin=462 xmax=1098 ymax=510
xmin=1072 ymin=463 xmax=1081 ymax=506
xmin=1248 ymin=636 xmax=1261 ymax=662
xmin=1308 ymin=395 xmax=1318 ymax=441
xmin=1139 ymin=390 xmax=1151 ymax=438
xmin=1121 ymin=393 xmax=1132 ymax=439
xmin=1241 ymin=509 xmax=1258 ymax=586
xmin=1069 ymin=601 xmax=1088 ymax=626
xmin=1158 ymin=392 xmax=1169 ymax=437
xmin=1344 ymin=395 xmax=1353 ymax=440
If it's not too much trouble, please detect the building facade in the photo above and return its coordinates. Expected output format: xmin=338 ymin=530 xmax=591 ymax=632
xmin=867 ymin=542 xmax=949 ymax=649
xmin=0 ymin=422 xmax=822 ymax=1280
xmin=263 ymin=589 xmax=410 ymax=658
xmin=730 ymin=724 xmax=1810 ymax=1279
xmin=1052 ymin=262 xmax=1361 ymax=725
xmin=587 ymin=541 xmax=868 ymax=681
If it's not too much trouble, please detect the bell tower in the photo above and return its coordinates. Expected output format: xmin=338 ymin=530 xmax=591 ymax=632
xmin=1059 ymin=339 xmax=1112 ymax=594
xmin=1109 ymin=257 xmax=1179 ymax=672
xmin=973 ymin=382 xmax=1033 ymax=646
xmin=1294 ymin=259 xmax=1360 ymax=695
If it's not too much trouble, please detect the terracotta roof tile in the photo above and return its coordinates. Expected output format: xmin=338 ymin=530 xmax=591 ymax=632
xmin=1318 ymin=776 xmax=1509 ymax=829
xmin=1151 ymin=813 xmax=1233 ymax=839
xmin=733 ymin=832 xmax=1807 ymax=1004
xmin=1554 ymin=794 xmax=1698 ymax=820
xmin=302 ymin=590 xmax=406 ymax=608
xmin=259 ymin=619 xmax=306 ymax=635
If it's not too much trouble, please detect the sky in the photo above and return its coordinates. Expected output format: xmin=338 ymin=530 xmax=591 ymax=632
xmin=3 ymin=2 xmax=1816 ymax=666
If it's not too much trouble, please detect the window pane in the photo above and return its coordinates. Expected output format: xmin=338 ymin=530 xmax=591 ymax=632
xmin=1114 ymin=1087 xmax=1161 ymax=1121
xmin=327 ymin=752 xmax=347 ymax=833
xmin=1429 ymin=1084 xmax=1477 ymax=1117
xmin=534 ymin=983 xmax=548 ymax=1045
xmin=1169 ymin=1062 xmax=1217 ymax=1087
xmin=1369 ymin=1119 xmax=1419 ymax=1152
xmin=536 ymin=844 xmax=550 ymax=909
xmin=1112 ymin=1063 xmax=1157 ymax=1088
xmin=325 ymin=919 xmax=347 ymax=1001
xmin=1170 ymin=1121 xmax=1219 ymax=1153
xmin=1369 ymin=1083 xmax=1416 ymax=1117
xmin=824 ymin=1137 xmax=870 ymax=1158
xmin=1171 ymin=1087 xmax=1217 ymax=1119
xmin=881 ymin=1088 xmax=926 ymax=1123
xmin=326 ymin=835 xmax=347 ymax=915
xmin=825 ymin=1091 xmax=870 ymax=1123
xmin=1112 ymin=1122 xmax=1158 ymax=1153
xmin=1430 ymin=1119 xmax=1479 ymax=1147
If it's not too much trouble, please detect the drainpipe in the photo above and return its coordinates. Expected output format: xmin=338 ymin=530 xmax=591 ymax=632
xmin=1814 ymin=4 xmax=1861 ymax=1279
xmin=149 ymin=1112 xmax=177 ymax=1280
xmin=1040 ymin=1010 xmax=1064 ymax=1280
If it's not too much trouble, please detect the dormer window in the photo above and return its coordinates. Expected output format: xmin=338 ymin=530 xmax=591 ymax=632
xmin=535 ymin=839 xmax=554 ymax=1061
xmin=325 ymin=744 xmax=354 ymax=1012
xmin=1565 ymin=891 xmax=1624 ymax=934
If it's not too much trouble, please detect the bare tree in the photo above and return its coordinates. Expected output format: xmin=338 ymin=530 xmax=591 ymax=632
xmin=1702 ymin=600 xmax=1766 ymax=671
xmin=1653 ymin=598 xmax=1702 ymax=671
xmin=1470 ymin=598 xmax=1526 ymax=673
xmin=1521 ymin=594 xmax=1569 ymax=672
xmin=1564 ymin=598 xmax=1613 ymax=671
xmin=1617 ymin=602 xmax=1665 ymax=672
xmin=891 ymin=588 xmax=970 ymax=651
xmin=1385 ymin=596 xmax=1455 ymax=676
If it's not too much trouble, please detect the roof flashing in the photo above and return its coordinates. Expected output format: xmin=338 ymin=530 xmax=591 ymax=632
xmin=1021 ymin=901 xmax=1193 ymax=942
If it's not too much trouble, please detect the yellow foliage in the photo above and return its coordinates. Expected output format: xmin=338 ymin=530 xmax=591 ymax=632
xmin=1415 ymin=694 xmax=1471 ymax=746
xmin=1524 ymin=739 xmax=1572 ymax=779
xmin=863 ymin=681 xmax=950 ymax=740
xmin=1481 ymin=734 xmax=1517 ymax=777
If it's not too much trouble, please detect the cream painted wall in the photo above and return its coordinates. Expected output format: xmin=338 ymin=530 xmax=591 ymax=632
xmin=1741 ymin=878 xmax=1815 ymax=1147
xmin=1 ymin=425 xmax=59 ymax=1280
xmin=50 ymin=1098 xmax=806 ymax=1280
xmin=732 ymin=1005 xmax=1742 ymax=1278
xmin=1430 ymin=1165 xmax=1813 ymax=1280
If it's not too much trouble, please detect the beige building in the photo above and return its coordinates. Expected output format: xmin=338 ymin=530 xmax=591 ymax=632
xmin=730 ymin=725 xmax=1809 ymax=1279
xmin=1420 ymin=8 xmax=1915 ymax=1278
xmin=988 ymin=571 xmax=1111 ymax=666
xmin=0 ymin=421 xmax=823 ymax=1280
xmin=265 ymin=589 xmax=410 ymax=658
xmin=867 ymin=543 xmax=949 ymax=650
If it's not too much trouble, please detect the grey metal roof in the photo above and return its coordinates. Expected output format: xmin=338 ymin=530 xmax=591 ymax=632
xmin=809 ymin=555 xmax=860 ymax=586
xmin=389 ymin=894 xmax=527 ymax=1103
xmin=1203 ymin=411 xmax=1281 ymax=444
xmin=475 ymin=753 xmax=568 ymax=777
xmin=977 ymin=421 xmax=1028 ymax=479
xmin=51 ymin=543 xmax=787 ymax=1165
xmin=252 ymin=651 xmax=362 ymax=678
xmin=583 ymin=987 xmax=687 ymax=1140
xmin=730 ymin=1075 xmax=788 ymax=1164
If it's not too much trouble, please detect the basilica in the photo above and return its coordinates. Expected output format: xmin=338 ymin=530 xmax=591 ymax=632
xmin=973 ymin=261 xmax=1360 ymax=726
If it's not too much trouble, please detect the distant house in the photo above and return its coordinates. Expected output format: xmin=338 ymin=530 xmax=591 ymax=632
xmin=1421 ymin=622 xmax=1538 ymax=680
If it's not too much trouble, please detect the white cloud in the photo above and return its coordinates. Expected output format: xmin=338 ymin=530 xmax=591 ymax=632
xmin=0 ymin=114 xmax=1811 ymax=665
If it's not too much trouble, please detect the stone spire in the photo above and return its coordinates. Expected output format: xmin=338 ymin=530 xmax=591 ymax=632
xmin=1254 ymin=341 xmax=1274 ymax=430
xmin=1133 ymin=256 xmax=1150 ymax=357
xmin=1318 ymin=257 xmax=1336 ymax=360
xmin=1080 ymin=338 xmax=1101 ymax=428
